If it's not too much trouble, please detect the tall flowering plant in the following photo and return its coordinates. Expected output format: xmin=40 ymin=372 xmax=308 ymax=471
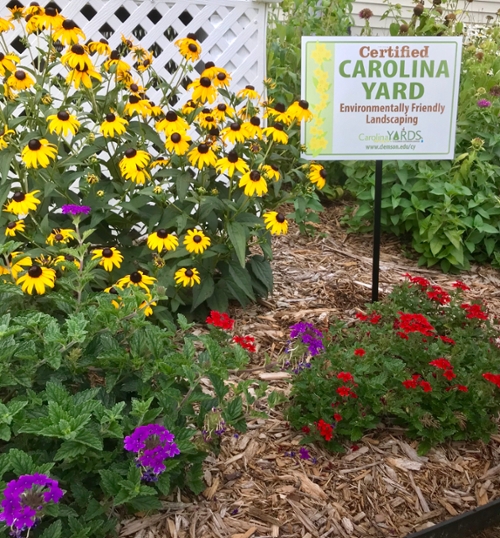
xmin=288 ymin=275 xmax=500 ymax=454
xmin=0 ymin=5 xmax=322 ymax=318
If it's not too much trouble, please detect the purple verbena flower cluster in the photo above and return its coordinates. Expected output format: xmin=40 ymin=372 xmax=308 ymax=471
xmin=124 ymin=424 xmax=180 ymax=480
xmin=0 ymin=474 xmax=63 ymax=537
xmin=289 ymin=322 xmax=324 ymax=356
xmin=61 ymin=204 xmax=91 ymax=215
xmin=477 ymin=99 xmax=491 ymax=108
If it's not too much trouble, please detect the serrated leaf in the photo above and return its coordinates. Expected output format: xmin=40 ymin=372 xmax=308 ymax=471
xmin=191 ymin=274 xmax=214 ymax=310
xmin=0 ymin=423 xmax=10 ymax=441
xmin=9 ymin=449 xmax=34 ymax=475
xmin=128 ymin=495 xmax=163 ymax=511
xmin=156 ymin=473 xmax=171 ymax=496
xmin=40 ymin=520 xmax=62 ymax=538
xmin=227 ymin=221 xmax=248 ymax=267
xmin=99 ymin=469 xmax=122 ymax=497
xmin=54 ymin=441 xmax=88 ymax=461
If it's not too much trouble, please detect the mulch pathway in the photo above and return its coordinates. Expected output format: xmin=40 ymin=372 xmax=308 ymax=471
xmin=122 ymin=203 xmax=500 ymax=538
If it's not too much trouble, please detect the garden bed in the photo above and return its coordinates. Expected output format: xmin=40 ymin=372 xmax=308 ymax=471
xmin=121 ymin=203 xmax=500 ymax=538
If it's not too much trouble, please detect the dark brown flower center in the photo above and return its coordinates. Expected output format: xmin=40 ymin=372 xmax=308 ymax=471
xmin=13 ymin=192 xmax=25 ymax=202
xmin=110 ymin=50 xmax=120 ymax=60
xmin=57 ymin=111 xmax=69 ymax=121
xmin=188 ymin=43 xmax=198 ymax=53
xmin=0 ymin=53 xmax=4 ymax=61
xmin=143 ymin=59 xmax=151 ymax=67
xmin=276 ymin=213 xmax=286 ymax=223
xmin=198 ymin=144 xmax=209 ymax=154
xmin=62 ymin=19 xmax=77 ymax=30
xmin=204 ymin=61 xmax=215 ymax=69
xmin=130 ymin=271 xmax=142 ymax=283
xmin=76 ymin=64 xmax=89 ymax=73
xmin=230 ymin=123 xmax=241 ymax=132
xmin=45 ymin=7 xmax=57 ymax=16
xmin=15 ymin=70 xmax=26 ymax=80
xmin=200 ymin=77 xmax=211 ymax=88
xmin=28 ymin=139 xmax=41 ymax=151
xmin=249 ymin=170 xmax=261 ymax=182
xmin=28 ymin=265 xmax=42 ymax=278
xmin=245 ymin=85 xmax=255 ymax=90
xmin=187 ymin=33 xmax=197 ymax=40
xmin=100 ymin=38 xmax=108 ymax=44
xmin=227 ymin=151 xmax=238 ymax=163
xmin=54 ymin=233 xmax=63 ymax=241
xmin=274 ymin=122 xmax=284 ymax=131
xmin=320 ymin=169 xmax=327 ymax=179
xmin=157 ymin=229 xmax=168 ymax=239
xmin=7 ymin=222 xmax=16 ymax=229
xmin=109 ymin=286 xmax=118 ymax=295
xmin=193 ymin=234 xmax=202 ymax=243
xmin=209 ymin=127 xmax=219 ymax=137
xmin=130 ymin=83 xmax=139 ymax=92
xmin=271 ymin=164 xmax=279 ymax=171
xmin=166 ymin=111 xmax=177 ymax=121
xmin=250 ymin=116 xmax=260 ymax=126
xmin=65 ymin=254 xmax=75 ymax=261
xmin=106 ymin=113 xmax=116 ymax=122
xmin=217 ymin=72 xmax=226 ymax=81
xmin=274 ymin=103 xmax=286 ymax=113
xmin=185 ymin=269 xmax=194 ymax=277
xmin=30 ymin=2 xmax=40 ymax=5
xmin=125 ymin=148 xmax=137 ymax=158
xmin=129 ymin=95 xmax=140 ymax=104
xmin=205 ymin=116 xmax=214 ymax=123
xmin=71 ymin=44 xmax=84 ymax=55
xmin=217 ymin=104 xmax=227 ymax=112
xmin=102 ymin=248 xmax=113 ymax=258
xmin=171 ymin=133 xmax=182 ymax=143
xmin=298 ymin=99 xmax=309 ymax=110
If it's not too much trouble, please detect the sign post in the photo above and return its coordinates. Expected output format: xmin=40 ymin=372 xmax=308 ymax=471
xmin=301 ymin=37 xmax=462 ymax=301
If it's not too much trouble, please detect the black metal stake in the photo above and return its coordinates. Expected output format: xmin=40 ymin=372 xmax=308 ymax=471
xmin=371 ymin=160 xmax=383 ymax=303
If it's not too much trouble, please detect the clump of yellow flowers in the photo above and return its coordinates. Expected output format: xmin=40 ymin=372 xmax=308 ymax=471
xmin=0 ymin=4 xmax=324 ymax=315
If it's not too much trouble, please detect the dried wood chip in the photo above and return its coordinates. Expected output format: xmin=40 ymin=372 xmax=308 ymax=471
xmin=344 ymin=446 xmax=369 ymax=461
xmin=203 ymin=477 xmax=219 ymax=500
xmin=231 ymin=527 xmax=256 ymax=538
xmin=292 ymin=471 xmax=327 ymax=500
xmin=247 ymin=507 xmax=281 ymax=526
xmin=387 ymin=457 xmax=423 ymax=472
xmin=341 ymin=517 xmax=354 ymax=535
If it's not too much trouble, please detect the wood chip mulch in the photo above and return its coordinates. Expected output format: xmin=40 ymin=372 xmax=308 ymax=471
xmin=123 ymin=203 xmax=500 ymax=538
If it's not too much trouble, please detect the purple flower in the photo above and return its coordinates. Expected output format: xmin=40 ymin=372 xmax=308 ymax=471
xmin=299 ymin=447 xmax=310 ymax=460
xmin=477 ymin=99 xmax=491 ymax=108
xmin=61 ymin=204 xmax=91 ymax=215
xmin=290 ymin=322 xmax=324 ymax=356
xmin=0 ymin=474 xmax=63 ymax=533
xmin=124 ymin=424 xmax=180 ymax=478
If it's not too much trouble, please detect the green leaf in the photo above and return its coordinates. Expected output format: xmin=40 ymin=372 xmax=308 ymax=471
xmin=209 ymin=373 xmax=229 ymax=400
xmin=128 ymin=495 xmax=163 ymax=511
xmin=99 ymin=469 xmax=122 ymax=497
xmin=54 ymin=441 xmax=88 ymax=461
xmin=228 ymin=262 xmax=255 ymax=301
xmin=390 ymin=22 xmax=400 ymax=36
xmin=156 ymin=473 xmax=171 ymax=496
xmin=227 ymin=222 xmax=248 ymax=267
xmin=40 ymin=520 xmax=62 ymax=538
xmin=0 ymin=423 xmax=10 ymax=441
xmin=249 ymin=256 xmax=273 ymax=293
xmin=9 ymin=449 xmax=34 ymax=475
xmin=191 ymin=274 xmax=214 ymax=310
xmin=186 ymin=461 xmax=205 ymax=495
xmin=0 ymin=453 xmax=11 ymax=478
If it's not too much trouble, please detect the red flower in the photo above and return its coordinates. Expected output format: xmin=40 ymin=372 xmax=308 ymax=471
xmin=403 ymin=273 xmax=430 ymax=289
xmin=461 ymin=303 xmax=488 ymax=321
xmin=336 ymin=386 xmax=351 ymax=397
xmin=301 ymin=425 xmax=311 ymax=434
xmin=483 ymin=372 xmax=500 ymax=387
xmin=351 ymin=444 xmax=360 ymax=451
xmin=397 ymin=331 xmax=409 ymax=340
xmin=355 ymin=312 xmax=368 ymax=321
xmin=443 ymin=369 xmax=456 ymax=381
xmin=206 ymin=310 xmax=235 ymax=330
xmin=403 ymin=379 xmax=418 ymax=389
xmin=316 ymin=419 xmax=334 ymax=441
xmin=369 ymin=313 xmax=381 ymax=324
xmin=396 ymin=312 xmax=436 ymax=337
xmin=426 ymin=285 xmax=451 ymax=305
xmin=232 ymin=335 xmax=256 ymax=352
xmin=457 ymin=385 xmax=468 ymax=392
xmin=429 ymin=358 xmax=452 ymax=370
xmin=350 ymin=391 xmax=358 ymax=399
xmin=354 ymin=348 xmax=366 ymax=357
xmin=337 ymin=372 xmax=354 ymax=382
xmin=333 ymin=413 xmax=342 ymax=421
xmin=439 ymin=335 xmax=455 ymax=345
xmin=452 ymin=281 xmax=470 ymax=291
xmin=419 ymin=380 xmax=432 ymax=392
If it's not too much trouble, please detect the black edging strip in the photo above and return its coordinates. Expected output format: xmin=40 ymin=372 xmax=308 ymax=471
xmin=406 ymin=498 xmax=500 ymax=538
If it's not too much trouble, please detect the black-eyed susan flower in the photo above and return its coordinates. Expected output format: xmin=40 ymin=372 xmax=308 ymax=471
xmin=119 ymin=148 xmax=151 ymax=175
xmin=52 ymin=19 xmax=85 ymax=45
xmin=99 ymin=113 xmax=128 ymax=138
xmin=121 ymin=166 xmax=150 ymax=185
xmin=148 ymin=101 xmax=162 ymax=117
xmin=61 ymin=44 xmax=93 ymax=71
xmin=237 ymin=85 xmax=260 ymax=100
xmin=137 ymin=51 xmax=154 ymax=72
xmin=25 ymin=13 xmax=41 ymax=34
xmin=0 ymin=52 xmax=20 ymax=76
xmin=212 ymin=69 xmax=231 ymax=88
xmin=35 ymin=254 xmax=54 ymax=267
xmin=197 ymin=109 xmax=218 ymax=130
xmin=184 ymin=229 xmax=211 ymax=255
xmin=9 ymin=253 xmax=32 ymax=280
xmin=175 ymin=34 xmax=202 ymax=62
xmin=54 ymin=254 xmax=80 ymax=270
xmin=265 ymin=102 xmax=292 ymax=125
xmin=4 ymin=190 xmax=41 ymax=215
xmin=9 ymin=7 xmax=25 ymax=21
xmin=89 ymin=38 xmax=111 ymax=56
xmin=116 ymin=270 xmax=156 ymax=292
xmin=104 ymin=286 xmax=122 ymax=309
xmin=21 ymin=139 xmax=57 ymax=168
xmin=139 ymin=292 xmax=156 ymax=316
xmin=151 ymin=156 xmax=170 ymax=168
xmin=287 ymin=99 xmax=314 ymax=122
xmin=24 ymin=4 xmax=43 ymax=17
xmin=121 ymin=34 xmax=135 ymax=50
xmin=188 ymin=143 xmax=217 ymax=169
xmin=221 ymin=122 xmax=248 ymax=144
xmin=165 ymin=131 xmax=191 ymax=155
xmin=174 ymin=267 xmax=200 ymax=287
xmin=156 ymin=110 xmax=189 ymax=135
xmin=216 ymin=151 xmax=249 ymax=177
xmin=212 ymin=103 xmax=235 ymax=122
xmin=103 ymin=50 xmax=131 ymax=75
xmin=47 ymin=110 xmax=80 ymax=136
xmin=16 ymin=264 xmax=56 ymax=295
xmin=7 ymin=70 xmax=35 ymax=91
xmin=242 ymin=116 xmax=262 ymax=138
xmin=147 ymin=229 xmax=179 ymax=252
xmin=181 ymin=100 xmax=198 ymax=115
xmin=5 ymin=220 xmax=25 ymax=237
xmin=263 ymin=211 xmax=288 ymax=235
xmin=309 ymin=164 xmax=326 ymax=189
xmin=260 ymin=164 xmax=280 ymax=181
xmin=66 ymin=64 xmax=102 ymax=89
xmin=188 ymin=77 xmax=217 ymax=104
xmin=124 ymin=95 xmax=151 ymax=117
xmin=0 ymin=17 xmax=15 ymax=33
xmin=86 ymin=174 xmax=99 ymax=185
xmin=37 ymin=6 xmax=63 ymax=30
xmin=46 ymin=227 xmax=75 ymax=246
xmin=239 ymin=170 xmax=268 ymax=197
xmin=92 ymin=247 xmax=123 ymax=271
xmin=0 ymin=126 xmax=14 ymax=150
xmin=263 ymin=122 xmax=288 ymax=144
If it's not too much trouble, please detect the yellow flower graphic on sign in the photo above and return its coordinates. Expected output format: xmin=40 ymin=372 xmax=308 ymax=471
xmin=311 ymin=43 xmax=332 ymax=65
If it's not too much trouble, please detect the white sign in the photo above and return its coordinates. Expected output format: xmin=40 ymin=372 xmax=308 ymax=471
xmin=301 ymin=37 xmax=462 ymax=160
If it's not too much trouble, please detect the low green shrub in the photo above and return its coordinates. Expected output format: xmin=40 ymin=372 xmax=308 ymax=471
xmin=287 ymin=275 xmax=500 ymax=454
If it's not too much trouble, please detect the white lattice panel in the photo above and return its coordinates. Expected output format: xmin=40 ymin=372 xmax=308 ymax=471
xmin=0 ymin=0 xmax=274 ymax=104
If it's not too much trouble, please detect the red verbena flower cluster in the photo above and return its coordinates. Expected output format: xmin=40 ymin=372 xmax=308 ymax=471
xmin=333 ymin=413 xmax=342 ymax=422
xmin=483 ymin=373 xmax=500 ymax=388
xmin=403 ymin=273 xmax=430 ymax=289
xmin=452 ymin=281 xmax=470 ymax=291
xmin=232 ymin=335 xmax=256 ymax=352
xmin=426 ymin=285 xmax=451 ymax=305
xmin=336 ymin=371 xmax=358 ymax=398
xmin=402 ymin=374 xmax=432 ymax=392
xmin=316 ymin=419 xmax=334 ymax=441
xmin=206 ymin=310 xmax=235 ymax=330
xmin=354 ymin=348 xmax=366 ymax=357
xmin=355 ymin=312 xmax=381 ymax=324
xmin=395 ymin=312 xmax=435 ymax=339
xmin=429 ymin=358 xmax=456 ymax=380
xmin=301 ymin=425 xmax=311 ymax=434
xmin=439 ymin=335 xmax=455 ymax=345
xmin=461 ymin=303 xmax=488 ymax=321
